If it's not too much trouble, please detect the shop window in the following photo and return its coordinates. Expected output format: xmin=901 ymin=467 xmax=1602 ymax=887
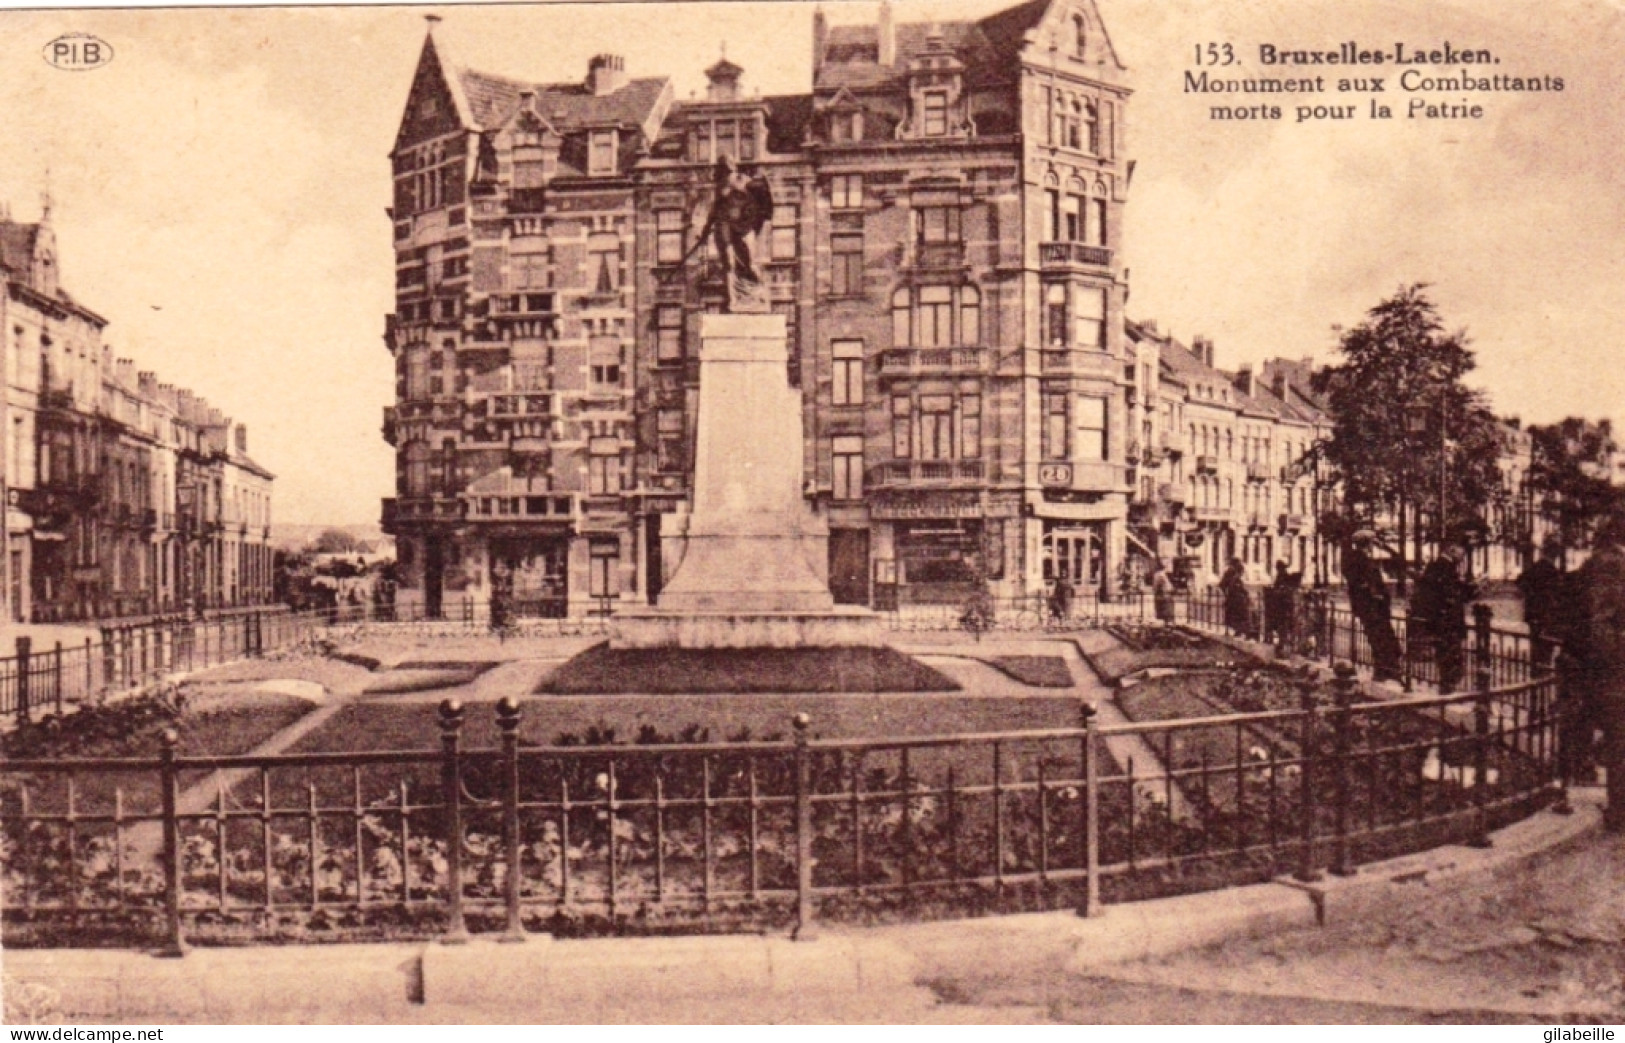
xmin=831 ymin=174 xmax=863 ymax=210
xmin=1076 ymin=396 xmax=1107 ymax=460
xmin=832 ymin=435 xmax=864 ymax=501
xmin=1044 ymin=393 xmax=1068 ymax=460
xmin=831 ymin=234 xmax=864 ymax=296
xmin=771 ymin=205 xmax=798 ymax=261
xmin=656 ymin=210 xmax=685 ymax=264
xmin=656 ymin=306 xmax=684 ymax=361
xmin=832 ymin=340 xmax=864 ymax=406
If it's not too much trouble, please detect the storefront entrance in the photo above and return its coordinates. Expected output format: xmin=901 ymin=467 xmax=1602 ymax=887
xmin=895 ymin=519 xmax=984 ymax=605
xmin=489 ymin=536 xmax=568 ymax=618
xmin=1042 ymin=523 xmax=1105 ymax=593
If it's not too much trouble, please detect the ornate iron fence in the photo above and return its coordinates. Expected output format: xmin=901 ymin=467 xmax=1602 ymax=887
xmin=1 ymin=660 xmax=1564 ymax=950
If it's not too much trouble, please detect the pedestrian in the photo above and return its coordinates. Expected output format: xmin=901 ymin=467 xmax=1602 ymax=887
xmin=1344 ymin=530 xmax=1403 ymax=682
xmin=1220 ymin=558 xmax=1254 ymax=638
xmin=1048 ymin=574 xmax=1073 ymax=626
xmin=1573 ymin=512 xmax=1625 ymax=831
xmin=1152 ymin=560 xmax=1176 ymax=623
xmin=1415 ymin=544 xmax=1475 ymax=693
xmin=1268 ymin=561 xmax=1302 ymax=651
xmin=1518 ymin=536 xmax=1566 ymax=667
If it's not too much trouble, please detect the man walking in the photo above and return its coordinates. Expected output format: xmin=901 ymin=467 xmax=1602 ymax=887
xmin=1344 ymin=530 xmax=1403 ymax=682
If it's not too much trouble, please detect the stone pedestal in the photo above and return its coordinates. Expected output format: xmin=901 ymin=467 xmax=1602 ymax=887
xmin=613 ymin=313 xmax=878 ymax=648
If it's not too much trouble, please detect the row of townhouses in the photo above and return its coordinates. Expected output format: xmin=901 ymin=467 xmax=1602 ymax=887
xmin=381 ymin=0 xmax=1547 ymax=618
xmin=0 ymin=205 xmax=275 ymax=623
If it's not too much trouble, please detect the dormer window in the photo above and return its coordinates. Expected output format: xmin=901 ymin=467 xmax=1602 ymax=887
xmin=830 ymin=110 xmax=862 ymax=143
xmin=922 ymin=91 xmax=949 ymax=136
xmin=589 ymin=130 xmax=617 ymax=175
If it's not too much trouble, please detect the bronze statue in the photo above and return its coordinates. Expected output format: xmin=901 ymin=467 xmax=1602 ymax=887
xmin=686 ymin=155 xmax=773 ymax=312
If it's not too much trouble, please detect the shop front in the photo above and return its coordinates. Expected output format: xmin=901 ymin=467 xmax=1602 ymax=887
xmin=870 ymin=491 xmax=1000 ymax=607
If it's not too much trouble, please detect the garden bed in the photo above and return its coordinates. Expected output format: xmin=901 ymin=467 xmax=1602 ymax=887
xmin=534 ymin=643 xmax=959 ymax=695
xmin=982 ymin=656 xmax=1074 ymax=688
xmin=1084 ymin=625 xmax=1258 ymax=683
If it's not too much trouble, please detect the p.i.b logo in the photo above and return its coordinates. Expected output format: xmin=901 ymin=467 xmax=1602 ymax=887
xmin=44 ymin=33 xmax=114 ymax=71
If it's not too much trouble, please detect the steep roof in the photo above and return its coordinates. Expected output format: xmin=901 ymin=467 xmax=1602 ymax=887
xmin=459 ymin=69 xmax=670 ymax=132
xmin=816 ymin=2 xmax=1044 ymax=93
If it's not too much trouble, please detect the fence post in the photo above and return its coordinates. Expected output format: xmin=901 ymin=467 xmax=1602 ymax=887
xmin=1079 ymin=700 xmax=1102 ymax=918
xmin=792 ymin=712 xmax=818 ymax=941
xmin=84 ymin=636 xmax=93 ymax=701
xmin=53 ymin=641 xmax=63 ymax=716
xmin=1329 ymin=662 xmax=1358 ymax=876
xmin=15 ymin=636 xmax=31 ymax=726
xmin=1472 ymin=603 xmax=1494 ymax=688
xmin=1551 ymin=647 xmax=1575 ymax=816
xmin=158 ymin=728 xmax=189 ymax=957
xmin=1293 ymin=676 xmax=1323 ymax=883
xmin=1467 ymin=640 xmax=1495 ymax=849
xmin=497 ymin=696 xmax=526 ymax=943
xmin=438 ymin=699 xmax=469 ymax=943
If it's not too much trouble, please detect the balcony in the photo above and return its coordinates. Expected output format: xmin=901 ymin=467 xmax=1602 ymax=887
xmin=870 ymin=460 xmax=986 ymax=487
xmin=1196 ymin=455 xmax=1219 ymax=474
xmin=141 ymin=508 xmax=158 ymax=531
xmin=1039 ymin=241 xmax=1113 ymax=271
xmin=910 ymin=241 xmax=966 ymax=271
xmin=876 ymin=347 xmax=984 ymax=376
xmin=1281 ymin=513 xmax=1307 ymax=532
xmin=1246 ymin=460 xmax=1273 ymax=482
xmin=381 ymin=496 xmax=465 ymax=530
xmin=1157 ymin=482 xmax=1185 ymax=506
xmin=40 ymin=387 xmax=76 ymax=412
xmin=1191 ymin=505 xmax=1229 ymax=523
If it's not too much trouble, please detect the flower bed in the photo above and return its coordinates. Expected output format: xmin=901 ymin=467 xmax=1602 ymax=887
xmin=982 ymin=656 xmax=1075 ymax=688
xmin=1084 ymin=625 xmax=1258 ymax=684
xmin=535 ymin=643 xmax=960 ymax=695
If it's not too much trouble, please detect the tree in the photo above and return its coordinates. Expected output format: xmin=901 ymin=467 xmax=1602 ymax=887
xmin=1310 ymin=285 xmax=1505 ymax=589
xmin=1526 ymin=418 xmax=1623 ymax=556
xmin=311 ymin=528 xmax=365 ymax=555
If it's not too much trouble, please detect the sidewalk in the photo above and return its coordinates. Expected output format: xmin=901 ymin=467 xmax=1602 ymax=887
xmin=3 ymin=788 xmax=1599 ymax=1024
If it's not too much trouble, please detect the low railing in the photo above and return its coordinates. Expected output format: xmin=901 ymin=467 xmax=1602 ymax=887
xmin=1 ymin=661 xmax=1562 ymax=949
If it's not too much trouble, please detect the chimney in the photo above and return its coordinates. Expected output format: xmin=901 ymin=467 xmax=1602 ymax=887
xmin=878 ymin=0 xmax=895 ymax=66
xmin=1272 ymin=372 xmax=1287 ymax=400
xmin=518 ymin=88 xmax=536 ymax=111
xmin=587 ymin=54 xmax=626 ymax=96
xmin=235 ymin=424 xmax=248 ymax=454
xmin=1192 ymin=335 xmax=1214 ymax=368
xmin=813 ymin=6 xmax=828 ymax=78
xmin=1234 ymin=363 xmax=1254 ymax=397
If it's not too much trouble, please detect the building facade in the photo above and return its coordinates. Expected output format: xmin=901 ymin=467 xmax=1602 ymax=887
xmin=381 ymin=1 xmax=1547 ymax=616
xmin=0 ymin=204 xmax=274 ymax=623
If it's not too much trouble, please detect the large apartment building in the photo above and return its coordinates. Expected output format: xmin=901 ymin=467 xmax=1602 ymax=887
xmin=0 ymin=203 xmax=275 ymax=623
xmin=381 ymin=0 xmax=1545 ymax=618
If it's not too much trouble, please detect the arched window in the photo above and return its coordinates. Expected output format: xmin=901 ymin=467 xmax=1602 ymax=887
xmin=1073 ymin=14 xmax=1087 ymax=59
xmin=960 ymin=286 xmax=981 ymax=345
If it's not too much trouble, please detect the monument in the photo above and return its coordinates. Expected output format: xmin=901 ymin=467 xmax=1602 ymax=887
xmin=611 ymin=160 xmax=878 ymax=649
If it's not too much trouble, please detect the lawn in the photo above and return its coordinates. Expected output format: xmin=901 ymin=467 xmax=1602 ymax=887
xmin=983 ymin=655 xmax=1074 ymax=688
xmin=534 ymin=643 xmax=960 ymax=694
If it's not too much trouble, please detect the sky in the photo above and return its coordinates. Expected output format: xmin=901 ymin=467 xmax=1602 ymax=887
xmin=0 ymin=0 xmax=1619 ymax=524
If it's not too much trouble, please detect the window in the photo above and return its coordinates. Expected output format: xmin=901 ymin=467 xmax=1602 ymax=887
xmin=590 ymin=245 xmax=621 ymax=292
xmin=1045 ymin=284 xmax=1068 ymax=346
xmin=1076 ymin=396 xmax=1107 ymax=460
xmin=1044 ymin=393 xmax=1068 ymax=460
xmin=891 ymin=289 xmax=911 ymax=346
xmin=830 ymin=110 xmax=861 ymax=142
xmin=919 ymin=396 xmax=953 ymax=460
xmin=833 ymin=436 xmax=864 ymax=501
xmin=1062 ymin=192 xmax=1081 ymax=241
xmin=1072 ymin=286 xmax=1107 ymax=350
xmin=691 ymin=123 xmax=712 ymax=163
xmin=892 ymin=396 xmax=912 ymax=458
xmin=960 ymin=286 xmax=981 ymax=345
xmin=716 ymin=120 xmax=737 ymax=162
xmin=588 ymin=454 xmax=621 ymax=496
xmin=588 ymin=540 xmax=619 ymax=599
xmin=917 ymin=286 xmax=953 ymax=347
xmin=1074 ymin=14 xmax=1088 ymax=58
xmin=922 ymin=91 xmax=948 ymax=136
xmin=590 ymin=363 xmax=622 ymax=387
xmin=1090 ymin=196 xmax=1108 ymax=247
xmin=831 ymin=174 xmax=863 ymax=210
xmin=832 ymin=340 xmax=864 ymax=406
xmin=657 ymin=409 xmax=685 ymax=472
xmin=656 ymin=210 xmax=685 ymax=264
xmin=1045 ymin=188 xmax=1061 ymax=241
xmin=831 ymin=234 xmax=863 ymax=296
xmin=771 ymin=205 xmax=798 ymax=261
xmin=915 ymin=206 xmax=961 ymax=244
xmin=589 ymin=131 xmax=617 ymax=175
xmin=655 ymin=306 xmax=684 ymax=362
xmin=961 ymin=395 xmax=982 ymax=458
xmin=1084 ymin=102 xmax=1100 ymax=154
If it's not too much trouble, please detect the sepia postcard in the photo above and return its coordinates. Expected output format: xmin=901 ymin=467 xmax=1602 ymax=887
xmin=0 ymin=0 xmax=1621 ymax=1028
